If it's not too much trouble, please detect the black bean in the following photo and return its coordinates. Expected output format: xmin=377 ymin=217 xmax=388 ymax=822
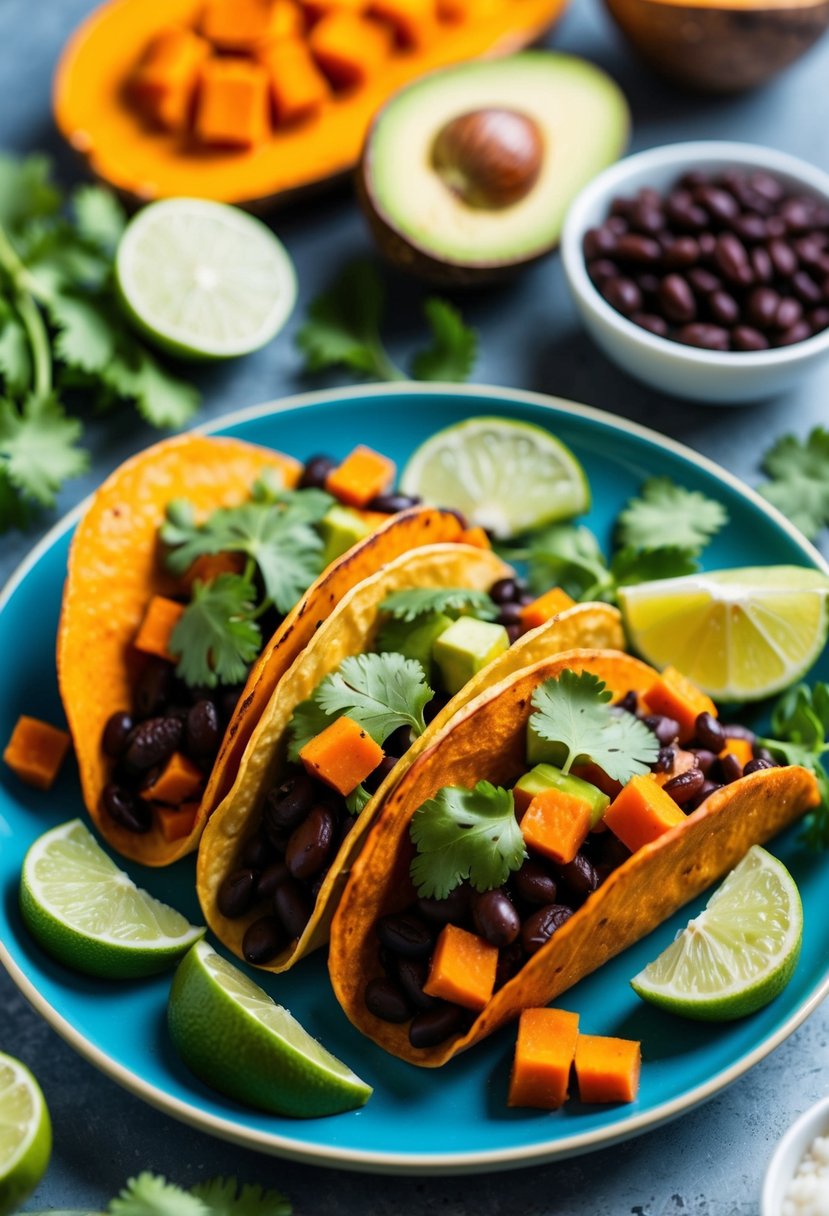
xmin=744 ymin=757 xmax=776 ymax=775
xmin=366 ymin=977 xmax=413 ymax=1023
xmin=124 ymin=716 xmax=182 ymax=772
xmin=409 ymin=1003 xmax=469 ymax=1049
xmin=732 ymin=326 xmax=770 ymax=351
xmin=489 ymin=577 xmax=521 ymax=605
xmin=653 ymin=745 xmax=675 ymax=774
xmin=720 ymin=753 xmax=744 ymax=783
xmin=676 ymin=323 xmax=730 ymax=350
xmin=695 ymin=711 xmax=725 ymax=752
xmin=733 ymin=214 xmax=768 ymax=243
xmin=714 ymin=233 xmax=751 ymax=284
xmin=243 ymin=916 xmax=284 ymax=965
xmin=133 ymin=658 xmax=172 ymax=719
xmin=659 ymin=274 xmax=696 ymax=324
xmin=385 ymin=725 xmax=413 ymax=757
xmin=796 ymin=235 xmax=827 ymax=267
xmin=642 ymin=714 xmax=681 ymax=745
xmin=666 ymin=190 xmax=708 ymax=230
xmin=255 ymin=861 xmax=290 ymax=901
xmin=679 ymin=169 xmax=710 ymax=191
xmin=218 ymin=868 xmax=258 ymax=918
xmin=299 ymin=455 xmax=337 ymax=489
xmin=776 ymin=297 xmax=804 ymax=329
xmin=636 ymin=272 xmax=661 ymax=298
xmin=494 ymin=940 xmax=527 ymax=990
xmin=185 ymin=700 xmax=221 ymax=762
xmin=472 ymin=889 xmax=520 ymax=948
xmin=240 ymin=830 xmax=275 ymax=870
xmin=522 ymin=904 xmax=574 ymax=954
xmin=366 ymin=493 xmax=421 ymax=513
xmin=595 ymin=833 xmax=632 ymax=871
xmin=663 ymin=236 xmax=699 ymax=269
xmin=753 ymin=744 xmax=775 ymax=762
xmin=583 ymin=226 xmax=618 ymax=259
xmin=695 ymin=185 xmax=740 ymax=225
xmin=102 ymin=782 xmax=151 ymax=833
xmin=632 ymin=312 xmax=670 ymax=338
xmin=416 ymin=887 xmax=470 ymax=925
xmin=285 ymin=805 xmax=335 ymax=879
xmin=751 ymin=246 xmax=774 ymax=283
xmin=588 ymin=258 xmax=619 ymax=286
xmin=218 ymin=684 xmax=245 ymax=724
xmin=687 ymin=267 xmax=722 ymax=295
xmin=777 ymin=320 xmax=813 ymax=346
xmin=697 ymin=232 xmax=718 ymax=261
xmin=663 ymin=767 xmax=704 ymax=805
xmin=616 ymin=233 xmax=662 ymax=264
xmin=515 ymin=860 xmax=557 ymax=907
xmin=687 ymin=780 xmax=723 ymax=811
xmin=102 ymin=711 xmax=134 ymax=759
xmin=690 ymin=748 xmax=718 ymax=776
xmin=750 ymin=171 xmax=785 ymax=204
xmin=708 ymin=290 xmax=740 ymax=326
xmin=810 ymin=307 xmax=829 ymax=333
xmin=782 ymin=198 xmax=815 ymax=234
xmin=724 ymin=723 xmax=755 ymax=742
xmin=558 ymin=854 xmax=600 ymax=902
xmin=629 ymin=201 xmax=664 ymax=234
xmin=769 ymin=239 xmax=798 ymax=278
xmin=363 ymin=755 xmax=398 ymax=795
xmin=309 ymin=866 xmax=331 ymax=900
xmin=793 ymin=271 xmax=823 ymax=306
xmin=377 ymin=913 xmax=434 ymax=958
xmin=494 ymin=602 xmax=521 ymax=629
xmin=602 ymin=276 xmax=642 ymax=316
xmin=274 ymin=878 xmax=314 ymax=939
xmin=424 ymin=693 xmax=449 ymax=725
xmin=505 ymin=623 xmax=522 ymax=645
xmin=265 ymin=772 xmax=317 ymax=835
xmin=617 ymin=691 xmax=639 ymax=715
xmin=396 ymin=958 xmax=437 ymax=1011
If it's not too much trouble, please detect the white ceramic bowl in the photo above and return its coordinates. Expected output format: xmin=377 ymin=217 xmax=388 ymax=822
xmin=762 ymin=1095 xmax=829 ymax=1216
xmin=560 ymin=141 xmax=829 ymax=405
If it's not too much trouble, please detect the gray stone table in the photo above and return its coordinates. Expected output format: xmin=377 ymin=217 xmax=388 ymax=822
xmin=2 ymin=0 xmax=829 ymax=1211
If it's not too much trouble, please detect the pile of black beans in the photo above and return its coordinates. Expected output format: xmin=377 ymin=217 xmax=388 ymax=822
xmin=365 ymin=693 xmax=782 ymax=1049
xmin=489 ymin=576 xmax=538 ymax=643
xmin=583 ymin=168 xmax=829 ymax=351
xmin=100 ymin=655 xmax=237 ymax=833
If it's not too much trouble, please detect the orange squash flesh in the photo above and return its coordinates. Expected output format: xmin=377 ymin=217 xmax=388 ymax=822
xmin=507 ymin=1007 xmax=579 ymax=1108
xmin=299 ymin=715 xmax=384 ymax=795
xmin=200 ymin=0 xmax=286 ymax=49
xmin=574 ymin=1033 xmax=641 ymax=1104
xmin=140 ymin=751 xmax=204 ymax=804
xmin=325 ymin=446 xmax=396 ymax=508
xmin=195 ymin=59 xmax=271 ymax=148
xmin=423 ymin=923 xmax=499 ymax=1010
xmin=721 ymin=736 xmax=753 ymax=768
xmin=602 ymin=774 xmax=687 ymax=853
xmin=368 ymin=0 xmax=439 ymax=47
xmin=130 ymin=27 xmax=210 ymax=130
xmin=260 ymin=39 xmax=333 ymax=123
xmin=157 ymin=801 xmax=200 ymax=842
xmin=519 ymin=587 xmax=577 ymax=632
xmin=520 ymin=788 xmax=592 ymax=864
xmin=53 ymin=0 xmax=570 ymax=207
xmin=642 ymin=665 xmax=717 ymax=744
xmin=457 ymin=526 xmax=492 ymax=550
xmin=133 ymin=595 xmax=185 ymax=662
xmin=309 ymin=12 xmax=394 ymax=88
xmin=3 ymin=716 xmax=72 ymax=791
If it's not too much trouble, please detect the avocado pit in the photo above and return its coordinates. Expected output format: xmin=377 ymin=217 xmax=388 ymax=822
xmin=431 ymin=108 xmax=544 ymax=210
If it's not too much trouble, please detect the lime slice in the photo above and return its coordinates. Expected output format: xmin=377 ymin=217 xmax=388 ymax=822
xmin=20 ymin=819 xmax=205 ymax=979
xmin=400 ymin=416 xmax=590 ymax=539
xmin=0 ymin=1053 xmax=51 ymax=1216
xmin=618 ymin=565 xmax=829 ymax=701
xmin=168 ymin=940 xmax=372 ymax=1117
xmin=116 ymin=198 xmax=297 ymax=360
xmin=631 ymin=846 xmax=802 ymax=1021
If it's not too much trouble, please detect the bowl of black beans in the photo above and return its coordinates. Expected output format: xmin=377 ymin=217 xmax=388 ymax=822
xmin=560 ymin=141 xmax=829 ymax=403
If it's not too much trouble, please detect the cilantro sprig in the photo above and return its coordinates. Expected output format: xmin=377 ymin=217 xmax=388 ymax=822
xmin=0 ymin=155 xmax=199 ymax=529
xmin=758 ymin=427 xmax=829 ymax=539
xmin=170 ymin=575 xmax=261 ymax=689
xmin=31 ymin=1170 xmax=291 ymax=1216
xmin=296 ymin=260 xmax=478 ymax=384
xmin=758 ymin=682 xmax=829 ymax=849
xmin=616 ymin=478 xmax=728 ymax=552
xmin=380 ymin=586 xmax=497 ymax=623
xmin=530 ymin=671 xmax=660 ymax=784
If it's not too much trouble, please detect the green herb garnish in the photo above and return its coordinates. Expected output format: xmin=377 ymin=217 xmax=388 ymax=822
xmin=170 ymin=575 xmax=261 ymax=689
xmin=52 ymin=1170 xmax=292 ymax=1216
xmin=409 ymin=781 xmax=525 ymax=898
xmin=758 ymin=681 xmax=829 ymax=848
xmin=758 ymin=427 xmax=829 ymax=539
xmin=380 ymin=586 xmax=497 ymax=623
xmin=617 ymin=477 xmax=728 ymax=552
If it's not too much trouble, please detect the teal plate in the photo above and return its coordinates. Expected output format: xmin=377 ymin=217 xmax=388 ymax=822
xmin=2 ymin=385 xmax=828 ymax=1175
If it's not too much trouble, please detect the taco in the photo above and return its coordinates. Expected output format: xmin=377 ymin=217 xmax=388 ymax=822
xmin=327 ymin=649 xmax=819 ymax=1066
xmin=196 ymin=549 xmax=623 ymax=973
xmin=57 ymin=432 xmax=465 ymax=867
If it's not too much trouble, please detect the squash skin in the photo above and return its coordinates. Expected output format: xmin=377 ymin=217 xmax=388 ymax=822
xmin=53 ymin=0 xmax=570 ymax=210
xmin=602 ymin=0 xmax=829 ymax=92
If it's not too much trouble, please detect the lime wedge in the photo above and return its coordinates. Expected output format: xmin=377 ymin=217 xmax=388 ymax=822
xmin=0 ymin=1053 xmax=51 ymax=1216
xmin=20 ymin=819 xmax=205 ymax=978
xmin=400 ymin=416 xmax=589 ymax=539
xmin=168 ymin=940 xmax=372 ymax=1117
xmin=618 ymin=565 xmax=829 ymax=701
xmin=115 ymin=198 xmax=297 ymax=360
xmin=631 ymin=846 xmax=802 ymax=1021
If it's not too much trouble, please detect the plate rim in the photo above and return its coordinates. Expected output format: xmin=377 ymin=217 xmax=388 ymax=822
xmin=2 ymin=380 xmax=828 ymax=1175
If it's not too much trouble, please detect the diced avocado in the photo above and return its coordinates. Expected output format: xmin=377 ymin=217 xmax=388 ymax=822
xmin=514 ymin=763 xmax=610 ymax=828
xmin=319 ymin=505 xmax=373 ymax=565
xmin=375 ymin=611 xmax=453 ymax=681
xmin=526 ymin=716 xmax=570 ymax=768
xmin=432 ymin=616 xmax=509 ymax=695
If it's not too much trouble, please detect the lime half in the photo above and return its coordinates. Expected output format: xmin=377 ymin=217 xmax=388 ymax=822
xmin=20 ymin=819 xmax=205 ymax=979
xmin=631 ymin=846 xmax=803 ymax=1022
xmin=0 ymin=1053 xmax=51 ymax=1216
xmin=168 ymin=940 xmax=372 ymax=1117
xmin=116 ymin=198 xmax=297 ymax=360
xmin=400 ymin=416 xmax=590 ymax=539
xmin=618 ymin=565 xmax=829 ymax=701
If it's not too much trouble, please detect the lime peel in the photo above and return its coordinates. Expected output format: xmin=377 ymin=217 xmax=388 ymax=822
xmin=0 ymin=1052 xmax=52 ymax=1216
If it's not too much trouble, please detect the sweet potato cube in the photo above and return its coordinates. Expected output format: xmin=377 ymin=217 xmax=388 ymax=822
xmin=134 ymin=595 xmax=185 ymax=663
xmin=260 ymin=38 xmax=332 ymax=124
xmin=570 ymin=761 xmax=622 ymax=801
xmin=508 ymin=1008 xmax=580 ymax=1109
xmin=181 ymin=551 xmax=244 ymax=593
xmin=299 ymin=714 xmax=384 ymax=795
xmin=458 ymin=527 xmax=491 ymax=550
xmin=519 ymin=587 xmax=577 ymax=633
xmin=603 ymin=774 xmax=686 ymax=853
xmin=3 ymin=716 xmax=71 ymax=791
xmin=156 ymin=800 xmax=200 ymax=843
xmin=423 ymin=924 xmax=498 ymax=1011
xmin=521 ymin=788 xmax=592 ymax=865
xmin=200 ymin=0 xmax=294 ymax=49
xmin=438 ymin=0 xmax=500 ymax=21
xmin=325 ymin=445 xmax=396 ymax=507
xmin=303 ymin=0 xmax=365 ymax=18
xmin=309 ymin=14 xmax=392 ymax=90
xmin=131 ymin=27 xmax=210 ymax=130
xmin=720 ymin=736 xmax=753 ymax=768
xmin=368 ymin=0 xmax=437 ymax=48
xmin=195 ymin=59 xmax=270 ymax=148
xmin=140 ymin=752 xmax=204 ymax=805
xmin=642 ymin=666 xmax=717 ymax=744
xmin=574 ymin=1034 xmax=641 ymax=1104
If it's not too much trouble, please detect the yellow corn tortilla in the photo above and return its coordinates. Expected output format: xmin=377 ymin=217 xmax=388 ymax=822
xmin=328 ymin=648 xmax=820 ymax=1067
xmin=197 ymin=546 xmax=623 ymax=971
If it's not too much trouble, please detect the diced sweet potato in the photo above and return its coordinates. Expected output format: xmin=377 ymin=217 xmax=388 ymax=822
xmin=302 ymin=0 xmax=364 ymax=21
xmin=507 ymin=1007 xmax=580 ymax=1109
xmin=157 ymin=800 xmax=200 ymax=843
xmin=642 ymin=665 xmax=717 ymax=744
xmin=130 ymin=27 xmax=210 ymax=131
xmin=570 ymin=761 xmax=622 ymax=801
xmin=195 ymin=59 xmax=270 ymax=148
xmin=325 ymin=445 xmax=396 ymax=507
xmin=181 ymin=552 xmax=244 ymax=593
xmin=200 ymin=0 xmax=292 ymax=49
xmin=458 ymin=527 xmax=491 ymax=550
xmin=299 ymin=714 xmax=384 ymax=795
xmin=652 ymin=747 xmax=697 ymax=789
xmin=3 ymin=716 xmax=71 ymax=791
xmin=140 ymin=752 xmax=204 ymax=805
xmin=260 ymin=38 xmax=332 ymax=124
xmin=423 ymin=923 xmax=498 ymax=1011
xmin=308 ymin=14 xmax=393 ymax=90
xmin=520 ymin=788 xmax=592 ymax=865
xmin=720 ymin=736 xmax=753 ymax=768
xmin=133 ymin=595 xmax=185 ymax=663
xmin=519 ymin=587 xmax=576 ymax=633
xmin=603 ymin=774 xmax=686 ymax=853
xmin=368 ymin=0 xmax=437 ymax=48
xmin=437 ymin=0 xmax=500 ymax=21
xmin=574 ymin=1034 xmax=641 ymax=1104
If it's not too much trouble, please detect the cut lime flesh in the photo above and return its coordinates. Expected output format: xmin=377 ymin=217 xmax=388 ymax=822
xmin=116 ymin=198 xmax=297 ymax=360
xmin=618 ymin=565 xmax=829 ymax=701
xmin=20 ymin=819 xmax=204 ymax=979
xmin=400 ymin=416 xmax=590 ymax=539
xmin=0 ymin=1053 xmax=51 ymax=1216
xmin=168 ymin=941 xmax=372 ymax=1118
xmin=631 ymin=846 xmax=802 ymax=1021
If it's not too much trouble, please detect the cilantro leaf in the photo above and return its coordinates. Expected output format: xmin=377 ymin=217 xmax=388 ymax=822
xmin=530 ymin=671 xmax=660 ymax=784
xmin=0 ymin=154 xmax=60 ymax=233
xmin=103 ymin=347 xmax=200 ymax=429
xmin=409 ymin=781 xmax=525 ymax=899
xmin=191 ymin=1177 xmax=291 ymax=1216
xmin=296 ymin=261 xmax=399 ymax=380
xmin=73 ymin=184 xmax=127 ymax=250
xmin=410 ymin=298 xmax=478 ymax=382
xmin=286 ymin=696 xmax=332 ymax=763
xmin=315 ymin=652 xmax=431 ymax=743
xmin=517 ymin=524 xmax=612 ymax=600
xmin=617 ymin=478 xmax=728 ymax=552
xmin=759 ymin=428 xmax=829 ymax=539
xmin=346 ymin=784 xmax=372 ymax=815
xmin=380 ymin=586 xmax=497 ymax=623
xmin=0 ymin=393 xmax=88 ymax=507
xmin=50 ymin=292 xmax=116 ymax=373
xmin=108 ymin=1172 xmax=207 ymax=1216
xmin=610 ymin=545 xmax=700 ymax=587
xmin=0 ymin=308 xmax=32 ymax=393
xmin=758 ymin=682 xmax=829 ymax=848
xmin=250 ymin=478 xmax=334 ymax=524
xmin=170 ymin=574 xmax=261 ymax=688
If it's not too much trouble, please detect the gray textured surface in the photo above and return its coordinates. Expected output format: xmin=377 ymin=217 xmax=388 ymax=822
xmin=2 ymin=0 xmax=829 ymax=1211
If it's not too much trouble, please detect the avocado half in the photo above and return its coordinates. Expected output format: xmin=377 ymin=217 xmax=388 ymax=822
xmin=357 ymin=52 xmax=630 ymax=286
